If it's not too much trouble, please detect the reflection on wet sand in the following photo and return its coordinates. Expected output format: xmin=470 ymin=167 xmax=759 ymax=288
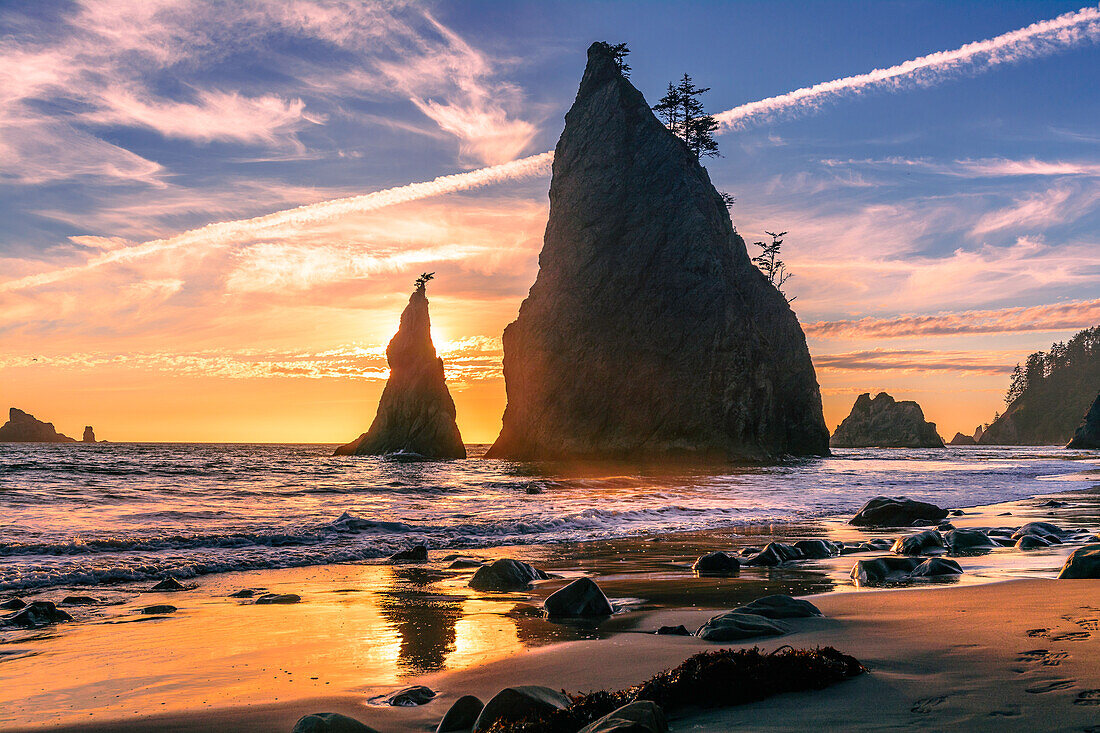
xmin=376 ymin=568 xmax=463 ymax=674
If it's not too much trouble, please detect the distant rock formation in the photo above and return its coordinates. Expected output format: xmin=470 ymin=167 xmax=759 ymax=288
xmin=82 ymin=426 xmax=96 ymax=443
xmin=485 ymin=43 xmax=830 ymax=462
xmin=1068 ymin=393 xmax=1100 ymax=449
xmin=0 ymin=408 xmax=75 ymax=443
xmin=334 ymin=284 xmax=465 ymax=458
xmin=830 ymin=393 xmax=944 ymax=448
xmin=948 ymin=432 xmax=975 ymax=446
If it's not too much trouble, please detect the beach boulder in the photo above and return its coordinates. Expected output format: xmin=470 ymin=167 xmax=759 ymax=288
xmin=379 ymin=686 xmax=436 ymax=707
xmin=1016 ymin=535 xmax=1053 ymax=550
xmin=255 ymin=593 xmax=301 ymax=605
xmin=692 ymin=551 xmax=741 ymax=575
xmin=0 ymin=598 xmax=26 ymax=610
xmin=4 ymin=601 xmax=73 ymax=628
xmin=578 ymin=700 xmax=668 ymax=733
xmin=473 ymin=686 xmax=570 ymax=732
xmin=151 ymin=576 xmax=185 ymax=591
xmin=830 ymin=392 xmax=944 ymax=448
xmin=908 ymin=558 xmax=963 ymax=578
xmin=944 ymin=529 xmax=997 ymax=554
xmin=544 ymin=577 xmax=614 ymax=618
xmin=140 ymin=605 xmax=177 ymax=614
xmin=891 ymin=530 xmax=945 ymax=556
xmin=743 ymin=542 xmax=803 ymax=566
xmin=469 ymin=559 xmax=549 ymax=591
xmin=793 ymin=540 xmax=839 ymax=559
xmin=1058 ymin=545 xmax=1100 ymax=579
xmin=1068 ymin=393 xmax=1100 ymax=449
xmin=1012 ymin=522 xmax=1068 ymax=542
xmin=483 ymin=42 xmax=830 ymax=462
xmin=0 ymin=407 xmax=76 ymax=442
xmin=849 ymin=557 xmax=922 ymax=586
xmin=333 ymin=283 xmax=466 ymax=459
xmin=436 ymin=695 xmax=484 ymax=733
xmin=696 ymin=611 xmax=790 ymax=642
xmin=849 ymin=496 xmax=948 ymax=527
xmin=388 ymin=545 xmax=429 ymax=563
xmin=292 ymin=712 xmax=381 ymax=733
xmin=734 ymin=594 xmax=822 ymax=619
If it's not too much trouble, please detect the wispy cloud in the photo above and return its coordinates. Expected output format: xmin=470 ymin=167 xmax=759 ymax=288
xmin=823 ymin=156 xmax=1100 ymax=178
xmin=814 ymin=348 xmax=1014 ymax=375
xmin=805 ymin=298 xmax=1100 ymax=339
xmin=971 ymin=183 xmax=1099 ymax=235
xmin=715 ymin=6 xmax=1100 ymax=130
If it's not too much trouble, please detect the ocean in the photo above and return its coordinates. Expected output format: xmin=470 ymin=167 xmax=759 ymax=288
xmin=1 ymin=443 xmax=1096 ymax=593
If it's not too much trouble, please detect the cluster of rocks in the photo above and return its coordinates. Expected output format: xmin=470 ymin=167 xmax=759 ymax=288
xmin=695 ymin=594 xmax=823 ymax=642
xmin=830 ymin=393 xmax=944 ymax=449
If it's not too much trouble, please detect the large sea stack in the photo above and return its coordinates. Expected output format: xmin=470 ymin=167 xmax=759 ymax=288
xmin=485 ymin=43 xmax=829 ymax=462
xmin=0 ymin=408 xmax=76 ymax=442
xmin=830 ymin=392 xmax=944 ymax=449
xmin=334 ymin=284 xmax=465 ymax=458
xmin=1068 ymin=393 xmax=1100 ymax=449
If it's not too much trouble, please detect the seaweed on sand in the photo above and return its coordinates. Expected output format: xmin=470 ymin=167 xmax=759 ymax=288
xmin=484 ymin=646 xmax=864 ymax=732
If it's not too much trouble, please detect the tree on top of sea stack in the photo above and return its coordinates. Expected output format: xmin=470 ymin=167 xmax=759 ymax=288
xmin=334 ymin=277 xmax=465 ymax=459
xmin=485 ymin=42 xmax=830 ymax=462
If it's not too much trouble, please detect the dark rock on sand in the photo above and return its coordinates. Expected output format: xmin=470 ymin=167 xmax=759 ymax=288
xmin=334 ymin=283 xmax=465 ymax=459
xmin=908 ymin=558 xmax=963 ymax=578
xmin=484 ymin=42 xmax=829 ymax=462
xmin=473 ymin=686 xmax=570 ymax=732
xmin=388 ymin=545 xmax=429 ymax=563
xmin=1012 ymin=522 xmax=1069 ymax=542
xmin=380 ymin=685 xmax=436 ymax=707
xmin=544 ymin=577 xmax=613 ymax=618
xmin=1068 ymin=393 xmax=1100 ymax=449
xmin=1016 ymin=535 xmax=1053 ymax=550
xmin=578 ymin=700 xmax=668 ymax=733
xmin=891 ymin=530 xmax=945 ymax=556
xmin=61 ymin=595 xmax=99 ymax=605
xmin=862 ymin=538 xmax=894 ymax=550
xmin=910 ymin=519 xmax=934 ymax=527
xmin=849 ymin=496 xmax=948 ymax=527
xmin=734 ymin=594 xmax=822 ymax=619
xmin=1057 ymin=545 xmax=1100 ymax=579
xmin=0 ymin=598 xmax=26 ymax=610
xmin=656 ymin=625 xmax=690 ymax=636
xmin=230 ymin=589 xmax=258 ymax=598
xmin=0 ymin=408 xmax=76 ymax=442
xmin=743 ymin=542 xmax=803 ymax=566
xmin=292 ymin=712 xmax=381 ymax=733
xmin=437 ymin=695 xmax=484 ymax=732
xmin=937 ymin=522 xmax=956 ymax=531
xmin=1037 ymin=499 xmax=1068 ymax=508
xmin=696 ymin=611 xmax=789 ymax=642
xmin=850 ymin=557 xmax=922 ymax=586
xmin=944 ymin=529 xmax=997 ymax=553
xmin=448 ymin=558 xmax=485 ymax=569
xmin=141 ymin=605 xmax=177 ymax=614
xmin=692 ymin=551 xmax=741 ymax=575
xmin=4 ymin=601 xmax=73 ymax=628
xmin=82 ymin=426 xmax=96 ymax=442
xmin=151 ymin=577 xmax=185 ymax=591
xmin=255 ymin=593 xmax=301 ymax=605
xmin=739 ymin=547 xmax=762 ymax=557
xmin=830 ymin=392 xmax=944 ymax=448
xmin=793 ymin=540 xmax=840 ymax=559
xmin=469 ymin=559 xmax=548 ymax=591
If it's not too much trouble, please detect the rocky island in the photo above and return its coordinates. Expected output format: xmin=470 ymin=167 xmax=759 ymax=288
xmin=0 ymin=408 xmax=76 ymax=442
xmin=830 ymin=392 xmax=944 ymax=448
xmin=486 ymin=43 xmax=830 ymax=462
xmin=334 ymin=280 xmax=466 ymax=459
xmin=1068 ymin=392 xmax=1100 ymax=449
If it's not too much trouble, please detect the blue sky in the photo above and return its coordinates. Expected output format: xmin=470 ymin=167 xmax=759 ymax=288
xmin=1 ymin=1 xmax=1098 ymax=441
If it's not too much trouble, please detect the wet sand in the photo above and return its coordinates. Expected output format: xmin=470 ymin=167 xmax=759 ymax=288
xmin=3 ymin=486 xmax=1100 ymax=731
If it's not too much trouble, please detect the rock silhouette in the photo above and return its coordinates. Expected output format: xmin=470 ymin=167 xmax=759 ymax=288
xmin=0 ymin=408 xmax=75 ymax=442
xmin=830 ymin=392 xmax=944 ymax=448
xmin=335 ymin=284 xmax=465 ymax=459
xmin=82 ymin=426 xmax=96 ymax=443
xmin=948 ymin=432 xmax=975 ymax=446
xmin=1067 ymin=392 xmax=1100 ymax=449
xmin=486 ymin=43 xmax=829 ymax=461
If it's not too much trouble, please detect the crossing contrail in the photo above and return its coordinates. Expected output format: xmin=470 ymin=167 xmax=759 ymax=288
xmin=5 ymin=6 xmax=1099 ymax=292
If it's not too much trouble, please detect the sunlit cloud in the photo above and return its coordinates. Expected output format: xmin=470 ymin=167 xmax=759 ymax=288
xmin=823 ymin=156 xmax=1100 ymax=178
xmin=971 ymin=184 xmax=1099 ymax=235
xmin=814 ymin=349 xmax=1015 ymax=375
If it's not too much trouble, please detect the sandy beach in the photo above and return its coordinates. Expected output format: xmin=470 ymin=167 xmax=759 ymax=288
xmin=4 ymin=482 xmax=1100 ymax=732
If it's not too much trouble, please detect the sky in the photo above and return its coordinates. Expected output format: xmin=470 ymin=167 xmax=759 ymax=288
xmin=1 ymin=0 xmax=1099 ymax=444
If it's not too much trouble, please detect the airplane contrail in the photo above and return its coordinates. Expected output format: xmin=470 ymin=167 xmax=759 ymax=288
xmin=5 ymin=6 xmax=1099 ymax=293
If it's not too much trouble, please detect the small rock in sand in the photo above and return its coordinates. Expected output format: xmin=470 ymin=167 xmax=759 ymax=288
xmin=734 ymin=594 xmax=822 ymax=619
xmin=849 ymin=496 xmax=948 ymax=527
xmin=292 ymin=712 xmax=381 ymax=733
xmin=656 ymin=625 xmax=690 ymax=636
xmin=141 ymin=605 xmax=177 ymax=615
xmin=447 ymin=558 xmax=484 ymax=569
xmin=436 ymin=695 xmax=484 ymax=732
xmin=255 ymin=593 xmax=301 ymax=605
xmin=388 ymin=545 xmax=429 ymax=563
xmin=908 ymin=558 xmax=963 ymax=578
xmin=849 ymin=557 xmax=922 ymax=586
xmin=61 ymin=595 xmax=99 ymax=605
xmin=473 ymin=686 xmax=569 ymax=732
xmin=578 ymin=700 xmax=668 ymax=733
xmin=891 ymin=530 xmax=944 ymax=556
xmin=691 ymin=551 xmax=740 ymax=575
xmin=793 ymin=540 xmax=839 ymax=559
xmin=696 ymin=611 xmax=789 ymax=642
xmin=1012 ymin=522 xmax=1068 ymax=542
xmin=944 ymin=529 xmax=997 ymax=554
xmin=739 ymin=547 xmax=761 ymax=557
xmin=380 ymin=685 xmax=436 ymax=706
xmin=743 ymin=542 xmax=803 ymax=566
xmin=151 ymin=577 xmax=185 ymax=591
xmin=1057 ymin=544 xmax=1100 ymax=579
xmin=4 ymin=601 xmax=73 ymax=628
xmin=469 ymin=559 xmax=548 ymax=591
xmin=1037 ymin=499 xmax=1068 ymax=508
xmin=230 ymin=589 xmax=257 ymax=598
xmin=544 ymin=578 xmax=613 ymax=618
xmin=1016 ymin=535 xmax=1053 ymax=550
xmin=0 ymin=598 xmax=26 ymax=610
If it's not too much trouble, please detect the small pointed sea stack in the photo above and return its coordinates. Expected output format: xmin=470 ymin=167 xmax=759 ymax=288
xmin=335 ymin=280 xmax=465 ymax=458
xmin=1067 ymin=392 xmax=1100 ymax=449
xmin=486 ymin=42 xmax=829 ymax=461
xmin=82 ymin=426 xmax=96 ymax=443
xmin=830 ymin=392 xmax=944 ymax=448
